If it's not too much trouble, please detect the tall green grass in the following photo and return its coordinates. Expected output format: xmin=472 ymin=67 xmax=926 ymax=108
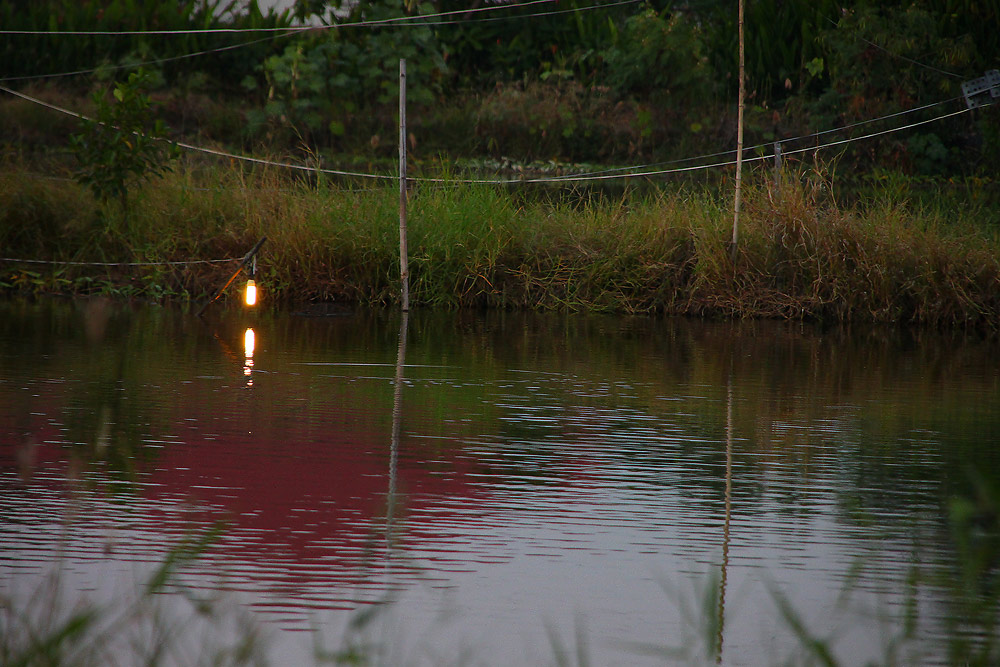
xmin=1 ymin=157 xmax=999 ymax=327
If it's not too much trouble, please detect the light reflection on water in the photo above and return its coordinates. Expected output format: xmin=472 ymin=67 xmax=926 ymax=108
xmin=1 ymin=298 xmax=999 ymax=665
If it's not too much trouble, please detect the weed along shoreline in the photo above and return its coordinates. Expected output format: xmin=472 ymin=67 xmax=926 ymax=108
xmin=2 ymin=0 xmax=999 ymax=329
xmin=3 ymin=158 xmax=1000 ymax=329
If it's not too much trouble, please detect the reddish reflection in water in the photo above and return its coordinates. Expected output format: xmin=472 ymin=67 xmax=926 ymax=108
xmin=148 ymin=418 xmax=486 ymax=578
xmin=2 ymin=393 xmax=490 ymax=603
xmin=5 ymin=301 xmax=1000 ymax=665
xmin=0 ymin=314 xmax=498 ymax=618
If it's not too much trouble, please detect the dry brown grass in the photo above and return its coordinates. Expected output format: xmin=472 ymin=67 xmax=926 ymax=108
xmin=2 ymin=157 xmax=999 ymax=328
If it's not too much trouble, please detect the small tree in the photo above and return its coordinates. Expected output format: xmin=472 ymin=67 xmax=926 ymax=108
xmin=71 ymin=69 xmax=180 ymax=210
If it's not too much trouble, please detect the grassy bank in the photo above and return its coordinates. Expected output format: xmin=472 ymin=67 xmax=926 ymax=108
xmin=2 ymin=157 xmax=1000 ymax=328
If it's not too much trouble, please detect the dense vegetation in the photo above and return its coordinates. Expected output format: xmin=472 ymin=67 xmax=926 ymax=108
xmin=2 ymin=0 xmax=998 ymax=170
xmin=3 ymin=157 xmax=1000 ymax=328
xmin=1 ymin=0 xmax=999 ymax=323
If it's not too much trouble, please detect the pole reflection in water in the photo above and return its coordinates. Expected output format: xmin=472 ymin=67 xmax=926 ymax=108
xmin=387 ymin=312 xmax=409 ymax=560
xmin=244 ymin=327 xmax=255 ymax=387
xmin=717 ymin=371 xmax=733 ymax=664
xmin=7 ymin=305 xmax=1000 ymax=665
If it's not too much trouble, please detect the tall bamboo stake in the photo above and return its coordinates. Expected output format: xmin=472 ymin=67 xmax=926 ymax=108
xmin=398 ymin=59 xmax=410 ymax=312
xmin=731 ymin=0 xmax=745 ymax=262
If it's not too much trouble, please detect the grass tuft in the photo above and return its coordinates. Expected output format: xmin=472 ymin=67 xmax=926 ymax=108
xmin=2 ymin=156 xmax=999 ymax=328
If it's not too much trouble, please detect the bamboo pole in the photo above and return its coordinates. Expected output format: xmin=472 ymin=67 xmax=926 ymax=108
xmin=731 ymin=0 xmax=745 ymax=263
xmin=398 ymin=59 xmax=410 ymax=312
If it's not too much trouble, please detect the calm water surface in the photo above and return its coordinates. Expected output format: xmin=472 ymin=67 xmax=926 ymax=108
xmin=2 ymin=298 xmax=999 ymax=665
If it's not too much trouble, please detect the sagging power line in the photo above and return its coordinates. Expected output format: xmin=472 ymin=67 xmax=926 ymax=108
xmin=0 ymin=83 xmax=974 ymax=186
xmin=0 ymin=0 xmax=638 ymax=84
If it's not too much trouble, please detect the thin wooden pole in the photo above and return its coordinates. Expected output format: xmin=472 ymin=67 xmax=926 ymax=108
xmin=398 ymin=58 xmax=410 ymax=312
xmin=731 ymin=0 xmax=745 ymax=263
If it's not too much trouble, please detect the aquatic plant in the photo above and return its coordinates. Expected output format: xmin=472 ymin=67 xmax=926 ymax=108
xmin=0 ymin=524 xmax=268 ymax=667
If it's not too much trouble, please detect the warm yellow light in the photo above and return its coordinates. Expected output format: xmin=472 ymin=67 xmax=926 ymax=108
xmin=245 ymin=279 xmax=257 ymax=306
xmin=244 ymin=328 xmax=255 ymax=358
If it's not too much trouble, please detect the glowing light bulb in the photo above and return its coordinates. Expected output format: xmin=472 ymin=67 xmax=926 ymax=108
xmin=245 ymin=279 xmax=257 ymax=306
xmin=244 ymin=328 xmax=255 ymax=358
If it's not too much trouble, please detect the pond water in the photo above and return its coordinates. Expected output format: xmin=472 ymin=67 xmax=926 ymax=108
xmin=2 ymin=297 xmax=999 ymax=665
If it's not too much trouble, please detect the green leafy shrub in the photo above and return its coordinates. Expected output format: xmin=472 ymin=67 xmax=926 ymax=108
xmin=70 ymin=69 xmax=179 ymax=209
xmin=601 ymin=8 xmax=713 ymax=103
xmin=800 ymin=3 xmax=980 ymax=174
xmin=244 ymin=0 xmax=446 ymax=147
xmin=695 ymin=0 xmax=842 ymax=102
xmin=817 ymin=4 xmax=975 ymax=116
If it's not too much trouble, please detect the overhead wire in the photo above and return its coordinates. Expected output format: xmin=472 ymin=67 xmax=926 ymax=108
xmin=0 ymin=82 xmax=973 ymax=186
xmin=0 ymin=0 xmax=639 ymax=37
xmin=172 ymin=138 xmax=396 ymax=180
xmin=0 ymin=0 xmax=555 ymax=35
xmin=543 ymin=2 xmax=975 ymax=181
xmin=411 ymin=107 xmax=973 ymax=184
xmin=0 ymin=2 xmax=983 ymax=289
xmin=0 ymin=25 xmax=316 ymax=36
xmin=414 ymin=98 xmax=973 ymax=184
xmin=821 ymin=16 xmax=964 ymax=80
xmin=0 ymin=257 xmax=237 ymax=266
xmin=539 ymin=96 xmax=964 ymax=181
xmin=0 ymin=83 xmax=398 ymax=179
xmin=0 ymin=0 xmax=635 ymax=84
xmin=856 ymin=35 xmax=964 ymax=79
xmin=376 ymin=0 xmax=641 ymax=28
xmin=0 ymin=0 xmax=978 ymax=187
xmin=522 ymin=10 xmax=968 ymax=182
xmin=779 ymin=105 xmax=972 ymax=159
xmin=0 ymin=31 xmax=296 ymax=83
